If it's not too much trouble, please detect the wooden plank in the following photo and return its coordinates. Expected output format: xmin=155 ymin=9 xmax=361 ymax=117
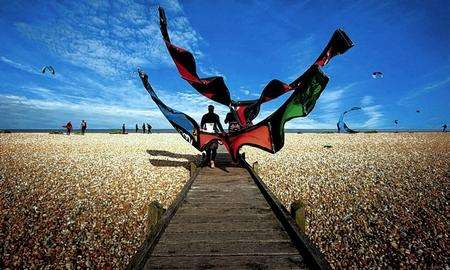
xmin=158 ymin=230 xmax=290 ymax=242
xmin=181 ymin=200 xmax=268 ymax=208
xmin=144 ymin=255 xmax=306 ymax=269
xmin=174 ymin=206 xmax=272 ymax=216
xmin=162 ymin=220 xmax=283 ymax=233
xmin=152 ymin=241 xmax=299 ymax=256
xmin=169 ymin=212 xmax=274 ymax=223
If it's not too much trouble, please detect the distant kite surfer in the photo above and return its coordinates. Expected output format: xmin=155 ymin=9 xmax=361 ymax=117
xmin=122 ymin=124 xmax=126 ymax=134
xmin=443 ymin=124 xmax=448 ymax=132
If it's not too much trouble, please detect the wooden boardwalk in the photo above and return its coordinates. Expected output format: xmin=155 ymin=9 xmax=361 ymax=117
xmin=128 ymin=152 xmax=329 ymax=269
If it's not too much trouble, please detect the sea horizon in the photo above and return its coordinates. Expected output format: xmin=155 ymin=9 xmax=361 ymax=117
xmin=1 ymin=128 xmax=444 ymax=133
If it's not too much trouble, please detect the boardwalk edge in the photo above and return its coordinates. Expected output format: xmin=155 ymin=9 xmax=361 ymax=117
xmin=239 ymin=154 xmax=331 ymax=270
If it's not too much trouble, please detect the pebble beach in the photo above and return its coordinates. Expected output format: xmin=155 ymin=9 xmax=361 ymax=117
xmin=1 ymin=132 xmax=449 ymax=268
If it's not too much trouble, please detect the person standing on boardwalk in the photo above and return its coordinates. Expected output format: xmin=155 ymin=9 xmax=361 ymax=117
xmin=81 ymin=120 xmax=87 ymax=135
xmin=146 ymin=123 xmax=152 ymax=134
xmin=142 ymin=123 xmax=146 ymax=134
xmin=135 ymin=124 xmax=139 ymax=133
xmin=64 ymin=121 xmax=73 ymax=135
xmin=201 ymin=105 xmax=225 ymax=168
xmin=122 ymin=124 xmax=126 ymax=134
xmin=224 ymin=110 xmax=241 ymax=132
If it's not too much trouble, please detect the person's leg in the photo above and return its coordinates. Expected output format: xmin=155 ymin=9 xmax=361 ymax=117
xmin=211 ymin=144 xmax=217 ymax=161
xmin=210 ymin=141 xmax=218 ymax=167
xmin=205 ymin=148 xmax=211 ymax=166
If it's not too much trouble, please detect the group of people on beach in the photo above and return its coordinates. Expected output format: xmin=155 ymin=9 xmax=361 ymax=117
xmin=135 ymin=123 xmax=152 ymax=134
xmin=63 ymin=120 xmax=87 ymax=135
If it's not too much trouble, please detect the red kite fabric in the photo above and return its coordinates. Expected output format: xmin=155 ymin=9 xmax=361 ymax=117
xmin=158 ymin=7 xmax=353 ymax=128
xmin=139 ymin=7 xmax=354 ymax=161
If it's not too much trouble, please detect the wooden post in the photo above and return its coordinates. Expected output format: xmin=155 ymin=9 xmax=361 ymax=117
xmin=146 ymin=201 xmax=165 ymax=236
xmin=189 ymin=162 xmax=197 ymax=177
xmin=252 ymin=161 xmax=259 ymax=174
xmin=290 ymin=199 xmax=306 ymax=233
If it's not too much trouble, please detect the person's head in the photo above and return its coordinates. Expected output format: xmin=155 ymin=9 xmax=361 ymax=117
xmin=208 ymin=105 xmax=214 ymax=113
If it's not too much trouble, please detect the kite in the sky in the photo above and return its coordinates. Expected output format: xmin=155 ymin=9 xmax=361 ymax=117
xmin=372 ymin=71 xmax=383 ymax=79
xmin=41 ymin=66 xmax=55 ymax=75
xmin=416 ymin=109 xmax=420 ymax=113
xmin=138 ymin=7 xmax=354 ymax=161
xmin=337 ymin=106 xmax=361 ymax=133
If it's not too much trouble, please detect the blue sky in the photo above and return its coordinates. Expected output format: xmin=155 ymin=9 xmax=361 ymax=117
xmin=0 ymin=0 xmax=448 ymax=130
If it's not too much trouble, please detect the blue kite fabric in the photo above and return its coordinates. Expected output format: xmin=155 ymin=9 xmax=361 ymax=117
xmin=138 ymin=7 xmax=354 ymax=161
xmin=337 ymin=107 xmax=361 ymax=133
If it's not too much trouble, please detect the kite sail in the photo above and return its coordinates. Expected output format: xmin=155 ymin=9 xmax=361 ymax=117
xmin=139 ymin=7 xmax=354 ymax=161
xmin=139 ymin=65 xmax=328 ymax=160
xmin=41 ymin=66 xmax=55 ymax=75
xmin=337 ymin=106 xmax=361 ymax=133
xmin=158 ymin=7 xmax=353 ymax=128
xmin=372 ymin=71 xmax=383 ymax=79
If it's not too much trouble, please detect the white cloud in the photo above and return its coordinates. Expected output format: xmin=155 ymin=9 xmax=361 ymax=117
xmin=398 ymin=76 xmax=450 ymax=105
xmin=0 ymin=56 xmax=40 ymax=75
xmin=361 ymin=95 xmax=374 ymax=106
xmin=361 ymin=105 xmax=383 ymax=128
xmin=14 ymin=0 xmax=202 ymax=77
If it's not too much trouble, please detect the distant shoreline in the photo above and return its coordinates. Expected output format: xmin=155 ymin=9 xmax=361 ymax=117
xmin=0 ymin=128 xmax=445 ymax=134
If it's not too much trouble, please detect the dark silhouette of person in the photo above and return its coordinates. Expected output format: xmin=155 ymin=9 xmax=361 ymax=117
xmin=81 ymin=120 xmax=87 ymax=135
xmin=142 ymin=123 xmax=146 ymax=134
xmin=64 ymin=121 xmax=73 ymax=135
xmin=147 ymin=123 xmax=152 ymax=134
xmin=224 ymin=110 xmax=240 ymax=132
xmin=122 ymin=124 xmax=126 ymax=134
xmin=135 ymin=124 xmax=139 ymax=133
xmin=200 ymin=105 xmax=224 ymax=168
xmin=443 ymin=124 xmax=448 ymax=132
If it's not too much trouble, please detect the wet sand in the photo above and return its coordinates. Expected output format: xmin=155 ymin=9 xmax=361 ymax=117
xmin=1 ymin=132 xmax=448 ymax=268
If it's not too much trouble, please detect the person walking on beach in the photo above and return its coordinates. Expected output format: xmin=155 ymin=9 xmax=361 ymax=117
xmin=81 ymin=120 xmax=87 ymax=135
xmin=201 ymin=105 xmax=224 ymax=168
xmin=64 ymin=121 xmax=73 ymax=135
xmin=146 ymin=123 xmax=152 ymax=134
xmin=135 ymin=124 xmax=139 ymax=133
xmin=122 ymin=124 xmax=126 ymax=134
xmin=443 ymin=124 xmax=448 ymax=132
xmin=142 ymin=123 xmax=146 ymax=134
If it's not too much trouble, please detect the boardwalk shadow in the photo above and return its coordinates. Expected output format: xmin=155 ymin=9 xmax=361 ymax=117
xmin=146 ymin=150 xmax=199 ymax=170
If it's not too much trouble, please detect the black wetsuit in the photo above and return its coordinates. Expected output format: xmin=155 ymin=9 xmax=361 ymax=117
xmin=200 ymin=112 xmax=224 ymax=163
xmin=225 ymin=112 xmax=240 ymax=132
